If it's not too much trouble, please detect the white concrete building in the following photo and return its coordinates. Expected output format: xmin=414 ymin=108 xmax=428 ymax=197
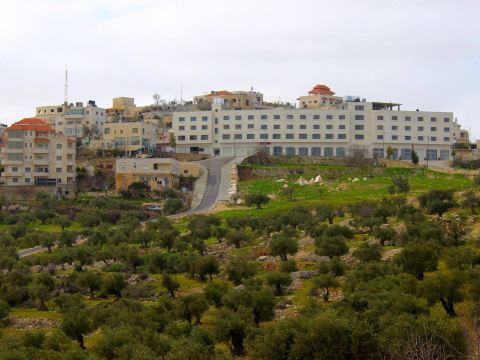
xmin=36 ymin=101 xmax=106 ymax=137
xmin=172 ymin=98 xmax=455 ymax=162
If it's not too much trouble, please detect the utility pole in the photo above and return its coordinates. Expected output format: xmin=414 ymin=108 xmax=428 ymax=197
xmin=64 ymin=65 xmax=68 ymax=105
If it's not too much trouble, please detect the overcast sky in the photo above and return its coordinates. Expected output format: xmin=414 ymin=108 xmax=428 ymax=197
xmin=1 ymin=0 xmax=479 ymax=138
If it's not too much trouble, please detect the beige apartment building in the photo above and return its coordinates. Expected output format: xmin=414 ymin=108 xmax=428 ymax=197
xmin=0 ymin=118 xmax=75 ymax=196
xmin=102 ymin=121 xmax=157 ymax=155
xmin=36 ymin=101 xmax=106 ymax=137
xmin=298 ymin=84 xmax=344 ymax=109
xmin=172 ymin=86 xmax=458 ymax=162
xmin=115 ymin=158 xmax=179 ymax=192
xmin=194 ymin=90 xmax=265 ymax=110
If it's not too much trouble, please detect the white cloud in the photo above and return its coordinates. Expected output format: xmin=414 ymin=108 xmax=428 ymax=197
xmin=0 ymin=0 xmax=479 ymax=138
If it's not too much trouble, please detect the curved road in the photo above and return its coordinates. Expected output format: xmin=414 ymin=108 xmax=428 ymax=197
xmin=190 ymin=156 xmax=233 ymax=212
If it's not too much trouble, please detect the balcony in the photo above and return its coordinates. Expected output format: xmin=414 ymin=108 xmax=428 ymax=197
xmin=34 ymin=148 xmax=49 ymax=154
xmin=3 ymin=159 xmax=23 ymax=165
xmin=33 ymin=159 xmax=49 ymax=165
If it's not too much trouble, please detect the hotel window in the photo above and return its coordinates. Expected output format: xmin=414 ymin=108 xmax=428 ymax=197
xmin=223 ymin=116 xmax=229 ymax=120
xmin=223 ymin=125 xmax=230 ymax=129
xmin=201 ymin=135 xmax=208 ymax=140
xmin=248 ymin=124 xmax=254 ymax=129
xmin=338 ymin=134 xmax=347 ymax=139
xmin=444 ymin=127 xmax=450 ymax=132
xmin=418 ymin=126 xmax=424 ymax=131
xmin=392 ymin=126 xmax=398 ymax=130
xmin=287 ymin=114 xmax=294 ymax=120
xmin=202 ymin=125 xmax=208 ymax=130
xmin=179 ymin=126 xmax=185 ymax=131
xmin=12 ymin=178 xmax=18 ymax=183
xmin=326 ymin=125 xmax=333 ymax=130
xmin=190 ymin=126 xmax=196 ymax=130
xmin=300 ymin=125 xmax=306 ymax=129
xmin=234 ymin=134 xmax=242 ymax=140
xmin=299 ymin=134 xmax=308 ymax=139
xmin=325 ymin=134 xmax=334 ymax=139
xmin=132 ymin=128 xmax=138 ymax=133
xmin=312 ymin=134 xmax=321 ymax=139
xmin=444 ymin=118 xmax=450 ymax=123
xmin=377 ymin=115 xmax=384 ymax=120
xmin=235 ymin=115 xmax=242 ymax=120
xmin=261 ymin=125 xmax=268 ymax=130
xmin=377 ymin=125 xmax=384 ymax=130
xmin=355 ymin=115 xmax=364 ymax=120
xmin=56 ymin=144 xmax=62 ymax=149
xmin=56 ymin=156 xmax=62 ymax=161
xmin=179 ymin=117 xmax=185 ymax=122
xmin=431 ymin=117 xmax=437 ymax=122
xmin=12 ymin=167 xmax=18 ymax=172
xmin=444 ymin=137 xmax=450 ymax=142
xmin=286 ymin=125 xmax=294 ymax=130
xmin=326 ymin=115 xmax=333 ymax=120
xmin=202 ymin=116 xmax=208 ymax=121
xmin=405 ymin=126 xmax=411 ymax=131
xmin=377 ymin=135 xmax=384 ymax=140
xmin=178 ymin=136 xmax=185 ymax=140
xmin=248 ymin=115 xmax=254 ymax=120
xmin=355 ymin=125 xmax=364 ymax=130
xmin=313 ymin=115 xmax=320 ymax=120
xmin=392 ymin=135 xmax=398 ymax=140
xmin=273 ymin=125 xmax=280 ymax=129
xmin=405 ymin=136 xmax=411 ymax=141
xmin=260 ymin=134 xmax=268 ymax=139
xmin=418 ymin=136 xmax=424 ymax=141
xmin=190 ymin=117 xmax=196 ymax=121
xmin=222 ymin=134 xmax=230 ymax=140
xmin=300 ymin=115 xmax=307 ymax=120
xmin=189 ymin=135 xmax=197 ymax=140
xmin=260 ymin=115 xmax=268 ymax=120
xmin=431 ymin=127 xmax=437 ymax=131
xmin=405 ymin=116 xmax=411 ymax=121
xmin=247 ymin=134 xmax=255 ymax=139
xmin=273 ymin=134 xmax=281 ymax=139
xmin=339 ymin=115 xmax=346 ymax=120
xmin=235 ymin=124 xmax=241 ymax=129
xmin=431 ymin=136 xmax=437 ymax=142
xmin=392 ymin=116 xmax=398 ymax=121
xmin=56 ymin=167 xmax=62 ymax=172
xmin=286 ymin=134 xmax=294 ymax=139
xmin=274 ymin=115 xmax=280 ymax=120
xmin=355 ymin=134 xmax=364 ymax=140
xmin=354 ymin=105 xmax=364 ymax=110
xmin=418 ymin=117 xmax=423 ymax=121
xmin=339 ymin=124 xmax=345 ymax=129
xmin=25 ymin=167 xmax=30 ymax=172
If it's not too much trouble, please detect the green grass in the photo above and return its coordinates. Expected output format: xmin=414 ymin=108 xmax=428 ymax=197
xmin=217 ymin=166 xmax=472 ymax=219
xmin=9 ymin=308 xmax=63 ymax=321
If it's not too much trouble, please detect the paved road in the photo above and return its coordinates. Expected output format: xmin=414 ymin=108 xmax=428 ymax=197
xmin=17 ymin=245 xmax=46 ymax=258
xmin=192 ymin=156 xmax=233 ymax=212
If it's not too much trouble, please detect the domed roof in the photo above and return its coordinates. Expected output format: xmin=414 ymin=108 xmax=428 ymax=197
xmin=308 ymin=84 xmax=335 ymax=96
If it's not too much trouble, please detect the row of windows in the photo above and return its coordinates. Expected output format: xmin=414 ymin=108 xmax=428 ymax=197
xmin=178 ymin=124 xmax=349 ymax=131
xmin=177 ymin=135 xmax=209 ymax=141
xmin=177 ymin=114 xmax=451 ymax=122
xmin=377 ymin=125 xmax=450 ymax=132
xmin=377 ymin=116 xmax=450 ymax=122
xmin=178 ymin=134 xmax=350 ymax=141
xmin=376 ymin=135 xmax=450 ymax=142
xmin=271 ymin=146 xmax=345 ymax=157
xmin=179 ymin=114 xmax=348 ymax=121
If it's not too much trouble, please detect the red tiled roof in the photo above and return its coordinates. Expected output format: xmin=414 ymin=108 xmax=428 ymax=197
xmin=308 ymin=84 xmax=335 ymax=96
xmin=7 ymin=118 xmax=54 ymax=132
xmin=205 ymin=90 xmax=233 ymax=97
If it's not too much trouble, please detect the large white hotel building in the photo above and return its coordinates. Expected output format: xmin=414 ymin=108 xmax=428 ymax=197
xmin=172 ymin=85 xmax=461 ymax=161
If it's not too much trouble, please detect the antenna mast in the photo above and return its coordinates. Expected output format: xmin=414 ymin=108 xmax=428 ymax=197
xmin=64 ymin=65 xmax=68 ymax=105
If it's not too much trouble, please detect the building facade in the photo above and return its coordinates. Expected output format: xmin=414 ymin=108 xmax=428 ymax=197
xmin=36 ymin=101 xmax=106 ymax=137
xmin=0 ymin=118 xmax=75 ymax=195
xmin=102 ymin=121 xmax=157 ymax=155
xmin=194 ymin=90 xmax=265 ymax=110
xmin=115 ymin=158 xmax=179 ymax=192
xmin=298 ymin=84 xmax=343 ymax=109
xmin=172 ymin=100 xmax=455 ymax=162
